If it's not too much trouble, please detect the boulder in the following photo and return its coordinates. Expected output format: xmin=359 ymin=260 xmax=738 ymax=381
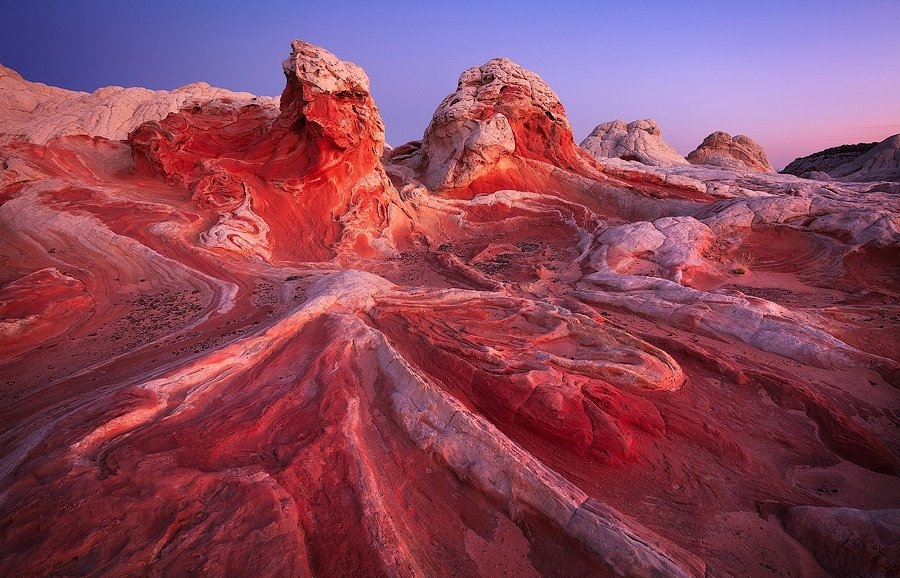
xmin=580 ymin=119 xmax=688 ymax=166
xmin=411 ymin=56 xmax=597 ymax=190
xmin=687 ymin=131 xmax=775 ymax=173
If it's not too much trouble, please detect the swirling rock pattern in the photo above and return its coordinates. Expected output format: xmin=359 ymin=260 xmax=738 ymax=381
xmin=0 ymin=63 xmax=275 ymax=145
xmin=1 ymin=41 xmax=898 ymax=577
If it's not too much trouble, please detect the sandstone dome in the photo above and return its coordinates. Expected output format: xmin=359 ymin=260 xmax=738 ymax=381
xmin=687 ymin=130 xmax=775 ymax=172
xmin=580 ymin=119 xmax=688 ymax=167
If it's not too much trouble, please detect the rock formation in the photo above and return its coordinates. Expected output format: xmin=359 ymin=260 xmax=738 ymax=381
xmin=785 ymin=507 xmax=900 ymax=577
xmin=580 ymin=119 xmax=689 ymax=166
xmin=687 ymin=130 xmax=775 ymax=173
xmin=388 ymin=56 xmax=602 ymax=195
xmin=782 ymin=141 xmax=879 ymax=177
xmin=783 ymin=134 xmax=900 ymax=182
xmin=127 ymin=39 xmax=405 ymax=261
xmin=0 ymin=63 xmax=275 ymax=144
xmin=1 ymin=40 xmax=898 ymax=578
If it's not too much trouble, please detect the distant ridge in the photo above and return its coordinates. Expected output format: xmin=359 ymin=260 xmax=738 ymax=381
xmin=782 ymin=135 xmax=900 ymax=182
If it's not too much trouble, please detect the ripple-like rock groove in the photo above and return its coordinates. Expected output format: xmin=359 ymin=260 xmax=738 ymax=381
xmin=2 ymin=41 xmax=899 ymax=577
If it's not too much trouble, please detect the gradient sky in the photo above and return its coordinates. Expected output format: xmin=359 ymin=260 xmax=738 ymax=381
xmin=1 ymin=1 xmax=898 ymax=169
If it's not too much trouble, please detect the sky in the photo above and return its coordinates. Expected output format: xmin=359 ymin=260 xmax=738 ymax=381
xmin=1 ymin=1 xmax=898 ymax=169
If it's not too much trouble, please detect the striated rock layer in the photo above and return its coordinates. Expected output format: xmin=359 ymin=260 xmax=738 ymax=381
xmin=127 ymin=39 xmax=406 ymax=262
xmin=2 ymin=41 xmax=899 ymax=578
xmin=0 ymin=63 xmax=276 ymax=144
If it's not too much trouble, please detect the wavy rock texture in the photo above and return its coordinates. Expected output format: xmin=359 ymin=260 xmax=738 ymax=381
xmin=1 ymin=41 xmax=899 ymax=578
xmin=127 ymin=39 xmax=405 ymax=262
xmin=0 ymin=63 xmax=276 ymax=144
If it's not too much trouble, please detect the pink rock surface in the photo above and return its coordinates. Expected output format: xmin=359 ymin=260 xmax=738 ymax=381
xmin=785 ymin=507 xmax=899 ymax=577
xmin=388 ymin=56 xmax=606 ymax=198
xmin=1 ymin=40 xmax=898 ymax=578
xmin=687 ymin=130 xmax=776 ymax=173
xmin=581 ymin=119 xmax=689 ymax=167
xmin=0 ymin=63 xmax=275 ymax=144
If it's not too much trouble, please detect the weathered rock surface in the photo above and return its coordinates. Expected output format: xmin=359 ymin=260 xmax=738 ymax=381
xmin=783 ymin=136 xmax=900 ymax=182
xmin=687 ymin=131 xmax=775 ymax=173
xmin=127 ymin=39 xmax=404 ymax=261
xmin=782 ymin=141 xmax=880 ymax=178
xmin=828 ymin=134 xmax=900 ymax=182
xmin=580 ymin=119 xmax=689 ymax=166
xmin=1 ymin=40 xmax=899 ymax=578
xmin=785 ymin=507 xmax=900 ymax=577
xmin=0 ymin=63 xmax=276 ymax=144
xmin=388 ymin=56 xmax=602 ymax=194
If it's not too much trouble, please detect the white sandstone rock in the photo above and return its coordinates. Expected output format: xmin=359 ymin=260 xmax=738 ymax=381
xmin=580 ymin=119 xmax=688 ymax=167
xmin=828 ymin=134 xmax=900 ymax=182
xmin=0 ymin=63 xmax=276 ymax=144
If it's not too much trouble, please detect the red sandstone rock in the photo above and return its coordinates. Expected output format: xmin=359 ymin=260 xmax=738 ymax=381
xmin=785 ymin=507 xmax=900 ymax=577
xmin=1 ymin=40 xmax=898 ymax=578
xmin=389 ymin=56 xmax=604 ymax=196
xmin=128 ymin=40 xmax=405 ymax=262
xmin=0 ymin=268 xmax=93 ymax=364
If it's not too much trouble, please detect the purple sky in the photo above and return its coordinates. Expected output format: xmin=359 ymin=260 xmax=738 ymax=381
xmin=2 ymin=1 xmax=898 ymax=169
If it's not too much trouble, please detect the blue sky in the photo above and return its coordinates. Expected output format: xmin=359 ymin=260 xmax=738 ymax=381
xmin=2 ymin=1 xmax=898 ymax=168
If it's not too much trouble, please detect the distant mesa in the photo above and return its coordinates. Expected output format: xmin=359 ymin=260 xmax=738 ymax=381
xmin=782 ymin=134 xmax=900 ymax=182
xmin=686 ymin=131 xmax=775 ymax=173
xmin=580 ymin=119 xmax=688 ymax=167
